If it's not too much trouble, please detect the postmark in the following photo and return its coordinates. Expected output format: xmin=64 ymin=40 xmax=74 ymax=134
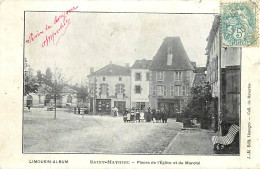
xmin=221 ymin=1 xmax=259 ymax=47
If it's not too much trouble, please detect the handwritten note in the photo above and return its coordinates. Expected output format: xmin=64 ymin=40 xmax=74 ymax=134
xmin=26 ymin=6 xmax=78 ymax=47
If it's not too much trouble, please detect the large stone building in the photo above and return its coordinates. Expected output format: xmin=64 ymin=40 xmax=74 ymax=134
xmin=149 ymin=37 xmax=195 ymax=117
xmin=130 ymin=59 xmax=152 ymax=110
xmin=88 ymin=62 xmax=131 ymax=115
xmin=205 ymin=15 xmax=241 ymax=133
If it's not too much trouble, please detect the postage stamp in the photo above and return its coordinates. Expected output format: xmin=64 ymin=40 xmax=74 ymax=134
xmin=221 ymin=1 xmax=259 ymax=47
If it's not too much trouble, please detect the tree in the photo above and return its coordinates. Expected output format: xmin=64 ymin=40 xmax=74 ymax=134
xmin=182 ymin=82 xmax=212 ymax=124
xmin=40 ymin=66 xmax=69 ymax=119
xmin=24 ymin=74 xmax=39 ymax=95
xmin=76 ymin=85 xmax=89 ymax=106
xmin=24 ymin=58 xmax=39 ymax=95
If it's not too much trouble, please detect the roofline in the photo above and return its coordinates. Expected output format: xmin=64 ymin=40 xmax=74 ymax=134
xmin=149 ymin=68 xmax=194 ymax=71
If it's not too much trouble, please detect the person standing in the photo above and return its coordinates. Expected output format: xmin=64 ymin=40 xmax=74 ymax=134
xmin=136 ymin=108 xmax=140 ymax=122
xmin=27 ymin=104 xmax=31 ymax=112
xmin=114 ymin=107 xmax=119 ymax=117
xmin=147 ymin=107 xmax=151 ymax=122
xmin=130 ymin=108 xmax=135 ymax=122
xmin=111 ymin=107 xmax=115 ymax=116
xmin=127 ymin=109 xmax=131 ymax=122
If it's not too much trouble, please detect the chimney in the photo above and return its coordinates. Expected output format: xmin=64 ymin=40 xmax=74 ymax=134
xmin=90 ymin=67 xmax=94 ymax=74
xmin=125 ymin=63 xmax=130 ymax=68
xmin=110 ymin=61 xmax=112 ymax=64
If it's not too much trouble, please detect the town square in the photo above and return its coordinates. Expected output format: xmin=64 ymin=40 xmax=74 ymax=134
xmin=24 ymin=12 xmax=241 ymax=154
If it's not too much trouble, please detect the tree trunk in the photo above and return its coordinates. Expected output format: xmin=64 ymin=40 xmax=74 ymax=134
xmin=54 ymin=97 xmax=56 ymax=119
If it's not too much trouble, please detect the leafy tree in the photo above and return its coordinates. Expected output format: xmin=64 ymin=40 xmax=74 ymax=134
xmin=40 ymin=66 xmax=69 ymax=119
xmin=182 ymin=82 xmax=212 ymax=122
xmin=24 ymin=61 xmax=39 ymax=95
xmin=24 ymin=73 xmax=39 ymax=96
xmin=70 ymin=84 xmax=89 ymax=107
xmin=76 ymin=85 xmax=89 ymax=105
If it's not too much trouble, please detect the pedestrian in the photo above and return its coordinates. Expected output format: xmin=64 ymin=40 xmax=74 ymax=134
xmin=111 ymin=107 xmax=115 ymax=116
xmin=136 ymin=108 xmax=140 ymax=122
xmin=27 ymin=104 xmax=31 ymax=112
xmin=114 ymin=107 xmax=118 ymax=117
xmin=146 ymin=107 xmax=151 ymax=122
xmin=127 ymin=109 xmax=131 ymax=122
xmin=77 ymin=106 xmax=80 ymax=114
xmin=130 ymin=108 xmax=135 ymax=122
xmin=123 ymin=109 xmax=128 ymax=122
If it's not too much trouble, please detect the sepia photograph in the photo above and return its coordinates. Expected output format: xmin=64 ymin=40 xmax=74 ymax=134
xmin=23 ymin=11 xmax=241 ymax=155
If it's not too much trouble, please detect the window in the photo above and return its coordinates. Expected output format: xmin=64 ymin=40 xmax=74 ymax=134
xmin=136 ymin=102 xmax=146 ymax=110
xmin=101 ymin=84 xmax=107 ymax=95
xmin=157 ymin=85 xmax=163 ymax=96
xmin=152 ymin=86 xmax=156 ymax=96
xmin=175 ymin=71 xmax=182 ymax=81
xmin=103 ymin=77 xmax=105 ymax=81
xmin=135 ymin=73 xmax=141 ymax=81
xmin=167 ymin=54 xmax=173 ymax=66
xmin=157 ymin=71 xmax=163 ymax=81
xmin=135 ymin=85 xmax=141 ymax=94
xmin=146 ymin=72 xmax=150 ymax=81
xmin=170 ymin=86 xmax=174 ymax=96
xmin=117 ymin=84 xmax=124 ymax=94
xmin=174 ymin=85 xmax=181 ymax=96
xmin=164 ymin=86 xmax=167 ymax=96
xmin=182 ymin=86 xmax=186 ymax=96
xmin=119 ymin=77 xmax=122 ymax=81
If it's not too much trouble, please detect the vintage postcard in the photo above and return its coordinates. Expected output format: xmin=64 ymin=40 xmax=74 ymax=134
xmin=0 ymin=0 xmax=260 ymax=169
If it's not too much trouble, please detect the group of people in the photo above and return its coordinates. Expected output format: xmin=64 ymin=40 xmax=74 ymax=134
xmin=123 ymin=107 xmax=169 ymax=123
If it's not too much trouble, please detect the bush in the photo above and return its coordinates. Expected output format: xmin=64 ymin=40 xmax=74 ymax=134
xmin=183 ymin=118 xmax=192 ymax=128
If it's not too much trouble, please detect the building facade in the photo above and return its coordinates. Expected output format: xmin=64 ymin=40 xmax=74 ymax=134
xmin=149 ymin=37 xmax=195 ymax=117
xmin=88 ymin=62 xmax=131 ymax=115
xmin=205 ymin=15 xmax=241 ymax=133
xmin=130 ymin=59 xmax=152 ymax=110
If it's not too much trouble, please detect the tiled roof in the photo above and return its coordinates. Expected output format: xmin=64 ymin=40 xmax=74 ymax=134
xmin=195 ymin=67 xmax=206 ymax=73
xmin=89 ymin=63 xmax=130 ymax=76
xmin=131 ymin=59 xmax=152 ymax=69
xmin=149 ymin=37 xmax=194 ymax=70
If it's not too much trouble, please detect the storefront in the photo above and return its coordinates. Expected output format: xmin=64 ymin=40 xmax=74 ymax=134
xmin=158 ymin=99 xmax=180 ymax=118
xmin=96 ymin=99 xmax=111 ymax=114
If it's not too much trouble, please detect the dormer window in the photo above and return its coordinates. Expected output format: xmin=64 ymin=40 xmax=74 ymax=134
xmin=167 ymin=46 xmax=173 ymax=65
xmin=167 ymin=54 xmax=173 ymax=65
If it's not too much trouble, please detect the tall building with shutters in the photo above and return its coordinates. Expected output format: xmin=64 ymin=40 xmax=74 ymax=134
xmin=88 ymin=62 xmax=131 ymax=115
xmin=149 ymin=37 xmax=195 ymax=117
xmin=130 ymin=59 xmax=152 ymax=110
xmin=205 ymin=15 xmax=241 ymax=133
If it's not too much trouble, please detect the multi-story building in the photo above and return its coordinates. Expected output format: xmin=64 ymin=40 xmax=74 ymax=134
xmin=130 ymin=59 xmax=152 ymax=110
xmin=149 ymin=37 xmax=195 ymax=117
xmin=205 ymin=15 xmax=241 ymax=133
xmin=88 ymin=62 xmax=131 ymax=115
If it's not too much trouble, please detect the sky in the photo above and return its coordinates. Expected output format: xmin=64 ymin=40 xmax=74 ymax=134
xmin=25 ymin=12 xmax=216 ymax=84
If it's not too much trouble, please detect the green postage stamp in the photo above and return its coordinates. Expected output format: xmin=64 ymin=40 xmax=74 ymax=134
xmin=221 ymin=1 xmax=259 ymax=47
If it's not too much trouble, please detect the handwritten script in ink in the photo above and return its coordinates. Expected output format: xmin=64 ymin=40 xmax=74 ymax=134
xmin=26 ymin=6 xmax=78 ymax=47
